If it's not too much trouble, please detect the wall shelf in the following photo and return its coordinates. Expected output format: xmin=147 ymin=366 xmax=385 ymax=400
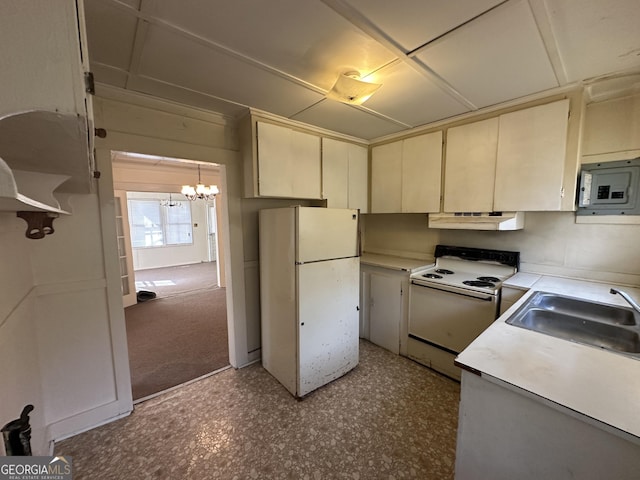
xmin=0 ymin=157 xmax=70 ymax=214
xmin=0 ymin=156 xmax=70 ymax=239
xmin=0 ymin=110 xmax=92 ymax=194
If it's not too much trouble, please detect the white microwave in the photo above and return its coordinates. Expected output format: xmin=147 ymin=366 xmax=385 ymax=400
xmin=577 ymin=158 xmax=640 ymax=215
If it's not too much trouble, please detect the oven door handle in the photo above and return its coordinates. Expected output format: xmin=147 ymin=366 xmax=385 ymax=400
xmin=410 ymin=281 xmax=495 ymax=301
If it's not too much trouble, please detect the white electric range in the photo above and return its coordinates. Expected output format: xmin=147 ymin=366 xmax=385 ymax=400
xmin=407 ymin=245 xmax=520 ymax=380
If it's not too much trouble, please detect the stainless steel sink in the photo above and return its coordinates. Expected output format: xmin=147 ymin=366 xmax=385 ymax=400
xmin=506 ymin=291 xmax=640 ymax=357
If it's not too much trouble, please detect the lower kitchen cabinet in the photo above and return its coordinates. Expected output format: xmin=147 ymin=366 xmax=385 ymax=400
xmin=360 ymin=255 xmax=429 ymax=356
xmin=456 ymin=372 xmax=640 ymax=480
xmin=367 ymin=271 xmax=402 ymax=354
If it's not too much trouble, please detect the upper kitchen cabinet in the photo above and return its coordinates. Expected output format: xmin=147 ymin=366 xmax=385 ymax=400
xmin=0 ymin=0 xmax=94 ymax=194
xmin=443 ymin=96 xmax=582 ymax=213
xmin=444 ymin=117 xmax=499 ymax=212
xmin=494 ymin=99 xmax=571 ymax=211
xmin=371 ymin=131 xmax=443 ymax=213
xmin=241 ymin=118 xmax=322 ymax=199
xmin=322 ymin=138 xmax=368 ymax=213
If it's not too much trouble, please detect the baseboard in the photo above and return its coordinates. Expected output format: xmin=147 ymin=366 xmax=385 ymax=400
xmin=47 ymin=400 xmax=132 ymax=444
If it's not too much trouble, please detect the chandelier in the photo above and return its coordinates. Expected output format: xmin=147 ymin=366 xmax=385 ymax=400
xmin=160 ymin=193 xmax=182 ymax=208
xmin=181 ymin=164 xmax=219 ymax=201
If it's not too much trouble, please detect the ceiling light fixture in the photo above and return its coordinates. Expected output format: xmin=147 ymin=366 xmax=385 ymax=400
xmin=160 ymin=193 xmax=182 ymax=208
xmin=326 ymin=71 xmax=382 ymax=105
xmin=181 ymin=165 xmax=219 ymax=201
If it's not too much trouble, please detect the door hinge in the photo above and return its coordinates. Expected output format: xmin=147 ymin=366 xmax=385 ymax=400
xmin=560 ymin=187 xmax=565 ymax=198
xmin=84 ymin=72 xmax=95 ymax=95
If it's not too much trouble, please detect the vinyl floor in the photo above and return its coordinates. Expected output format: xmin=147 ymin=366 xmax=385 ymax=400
xmin=56 ymin=340 xmax=461 ymax=479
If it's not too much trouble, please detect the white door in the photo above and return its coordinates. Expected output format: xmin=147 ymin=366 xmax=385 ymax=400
xmin=296 ymin=207 xmax=358 ymax=263
xmin=297 ymin=257 xmax=359 ymax=396
xmin=114 ymin=190 xmax=136 ymax=308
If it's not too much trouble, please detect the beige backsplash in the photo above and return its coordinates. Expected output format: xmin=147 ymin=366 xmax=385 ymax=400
xmin=362 ymin=212 xmax=640 ymax=287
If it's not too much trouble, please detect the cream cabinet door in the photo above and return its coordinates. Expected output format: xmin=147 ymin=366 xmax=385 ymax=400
xmin=402 ymin=131 xmax=442 ymax=213
xmin=256 ymin=121 xmax=321 ymax=199
xmin=322 ymin=139 xmax=368 ymax=212
xmin=371 ymin=142 xmax=402 ymax=213
xmin=322 ymin=138 xmax=349 ymax=208
xmin=0 ymin=0 xmax=88 ymax=118
xmin=371 ymin=133 xmax=442 ymax=213
xmin=368 ymin=272 xmax=402 ymax=355
xmin=494 ymin=99 xmax=569 ymax=211
xmin=347 ymin=143 xmax=368 ymax=213
xmin=444 ymin=118 xmax=499 ymax=212
xmin=291 ymin=130 xmax=322 ymax=199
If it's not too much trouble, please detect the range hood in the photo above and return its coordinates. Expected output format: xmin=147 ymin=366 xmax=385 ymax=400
xmin=428 ymin=212 xmax=525 ymax=231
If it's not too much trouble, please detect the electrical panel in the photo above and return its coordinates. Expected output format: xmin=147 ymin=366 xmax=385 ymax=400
xmin=577 ymin=158 xmax=640 ymax=215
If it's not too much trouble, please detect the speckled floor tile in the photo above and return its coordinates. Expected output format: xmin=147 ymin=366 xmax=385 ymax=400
xmin=56 ymin=340 xmax=460 ymax=479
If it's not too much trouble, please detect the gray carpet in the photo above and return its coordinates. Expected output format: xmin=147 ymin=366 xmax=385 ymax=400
xmin=126 ymin=263 xmax=229 ymax=400
xmin=135 ymin=262 xmax=218 ymax=298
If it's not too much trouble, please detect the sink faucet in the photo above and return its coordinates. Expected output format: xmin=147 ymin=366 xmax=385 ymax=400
xmin=610 ymin=288 xmax=640 ymax=314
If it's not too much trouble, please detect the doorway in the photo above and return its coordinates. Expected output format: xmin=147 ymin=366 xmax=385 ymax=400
xmin=111 ymin=151 xmax=230 ymax=401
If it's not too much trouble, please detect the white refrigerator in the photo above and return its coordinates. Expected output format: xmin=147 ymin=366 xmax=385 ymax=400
xmin=259 ymin=206 xmax=360 ymax=397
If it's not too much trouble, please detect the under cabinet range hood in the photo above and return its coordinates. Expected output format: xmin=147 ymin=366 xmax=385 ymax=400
xmin=428 ymin=212 xmax=525 ymax=230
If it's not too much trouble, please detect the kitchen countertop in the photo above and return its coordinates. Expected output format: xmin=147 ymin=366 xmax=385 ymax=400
xmin=360 ymin=252 xmax=432 ymax=273
xmin=456 ymin=275 xmax=640 ymax=440
xmin=502 ymin=272 xmax=542 ymax=290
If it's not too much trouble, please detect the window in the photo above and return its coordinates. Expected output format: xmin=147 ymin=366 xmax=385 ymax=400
xmin=128 ymin=197 xmax=193 ymax=247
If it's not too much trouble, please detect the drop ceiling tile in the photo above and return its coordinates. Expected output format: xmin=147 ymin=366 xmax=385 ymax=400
xmin=364 ymin=62 xmax=469 ymax=127
xmin=84 ymin=0 xmax=138 ymax=70
xmin=343 ymin=0 xmax=503 ymax=52
xmin=91 ymin=63 xmax=129 ymax=89
xmin=126 ymin=75 xmax=247 ymax=118
xmin=137 ymin=25 xmax=325 ymax=118
xmin=416 ymin=0 xmax=558 ymax=108
xmin=292 ymin=100 xmax=405 ymax=139
xmin=142 ymin=0 xmax=396 ymax=90
xmin=543 ymin=0 xmax=640 ymax=82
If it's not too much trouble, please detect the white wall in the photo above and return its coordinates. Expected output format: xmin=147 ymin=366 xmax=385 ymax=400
xmin=0 ymin=189 xmax=126 ymax=453
xmin=0 ymin=213 xmax=46 ymax=455
xmin=126 ymin=192 xmax=211 ymax=270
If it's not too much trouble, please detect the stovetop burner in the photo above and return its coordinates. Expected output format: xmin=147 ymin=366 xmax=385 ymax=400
xmin=410 ymin=245 xmax=520 ymax=294
xmin=477 ymin=276 xmax=500 ymax=282
xmin=463 ymin=280 xmax=496 ymax=288
xmin=422 ymin=273 xmax=443 ymax=279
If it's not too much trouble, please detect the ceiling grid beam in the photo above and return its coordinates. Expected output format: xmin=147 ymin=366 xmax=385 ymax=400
xmin=320 ymin=0 xmax=479 ymax=110
xmin=527 ymin=0 xmax=569 ymax=85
